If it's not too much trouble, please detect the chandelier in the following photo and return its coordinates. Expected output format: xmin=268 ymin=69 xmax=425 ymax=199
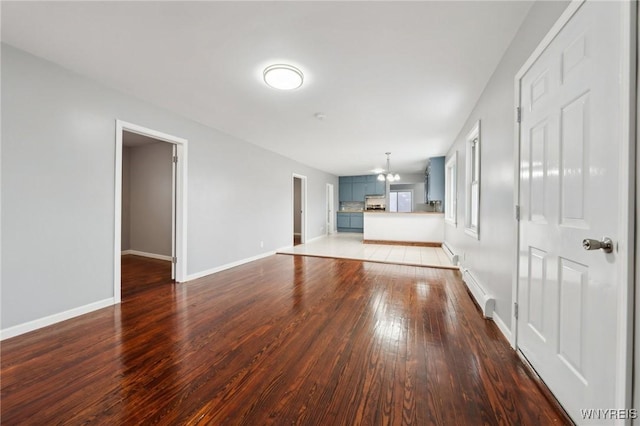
xmin=377 ymin=152 xmax=400 ymax=182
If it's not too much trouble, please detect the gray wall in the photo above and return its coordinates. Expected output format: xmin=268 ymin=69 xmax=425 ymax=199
xmin=1 ymin=44 xmax=339 ymax=330
xmin=443 ymin=1 xmax=569 ymax=329
xmin=122 ymin=147 xmax=131 ymax=250
xmin=128 ymin=142 xmax=173 ymax=256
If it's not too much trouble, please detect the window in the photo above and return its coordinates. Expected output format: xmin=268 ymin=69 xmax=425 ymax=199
xmin=445 ymin=152 xmax=457 ymax=225
xmin=465 ymin=121 xmax=480 ymax=238
xmin=389 ymin=190 xmax=412 ymax=212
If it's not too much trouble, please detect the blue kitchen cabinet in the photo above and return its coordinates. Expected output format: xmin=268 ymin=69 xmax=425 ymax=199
xmin=339 ymin=176 xmax=353 ymax=201
xmin=426 ymin=156 xmax=445 ymax=202
xmin=337 ymin=212 xmax=350 ymax=228
xmin=337 ymin=212 xmax=363 ymax=232
xmin=340 ymin=174 xmax=385 ymax=202
xmin=352 ymin=182 xmax=367 ymax=202
xmin=350 ymin=213 xmax=364 ymax=229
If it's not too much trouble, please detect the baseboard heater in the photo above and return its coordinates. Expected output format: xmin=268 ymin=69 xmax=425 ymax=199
xmin=442 ymin=242 xmax=459 ymax=265
xmin=460 ymin=267 xmax=495 ymax=319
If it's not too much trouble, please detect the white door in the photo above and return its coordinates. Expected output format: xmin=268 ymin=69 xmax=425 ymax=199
xmin=517 ymin=1 xmax=629 ymax=423
xmin=327 ymin=183 xmax=335 ymax=234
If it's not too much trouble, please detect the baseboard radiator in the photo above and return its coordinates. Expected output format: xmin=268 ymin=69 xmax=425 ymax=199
xmin=460 ymin=267 xmax=495 ymax=319
xmin=442 ymin=242 xmax=459 ymax=265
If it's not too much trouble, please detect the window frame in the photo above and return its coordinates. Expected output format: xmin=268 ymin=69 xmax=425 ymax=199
xmin=389 ymin=190 xmax=413 ymax=213
xmin=444 ymin=151 xmax=458 ymax=226
xmin=465 ymin=121 xmax=481 ymax=239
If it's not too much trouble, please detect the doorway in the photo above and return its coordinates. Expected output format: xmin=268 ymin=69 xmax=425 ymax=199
xmin=513 ymin=1 xmax=634 ymax=422
xmin=326 ymin=183 xmax=335 ymax=235
xmin=292 ymin=174 xmax=307 ymax=246
xmin=114 ymin=120 xmax=188 ymax=303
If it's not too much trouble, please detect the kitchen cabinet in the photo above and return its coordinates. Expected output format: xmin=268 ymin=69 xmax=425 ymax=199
xmin=337 ymin=212 xmax=364 ymax=232
xmin=426 ymin=156 xmax=445 ymax=202
xmin=337 ymin=213 xmax=350 ymax=228
xmin=339 ymin=174 xmax=385 ymax=202
xmin=352 ymin=182 xmax=366 ymax=201
xmin=339 ymin=176 xmax=353 ymax=201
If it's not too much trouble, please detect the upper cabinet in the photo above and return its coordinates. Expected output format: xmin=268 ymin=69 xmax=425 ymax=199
xmin=339 ymin=174 xmax=385 ymax=202
xmin=426 ymin=156 xmax=445 ymax=202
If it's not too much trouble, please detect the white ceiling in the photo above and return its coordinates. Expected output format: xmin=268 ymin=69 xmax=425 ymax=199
xmin=1 ymin=1 xmax=532 ymax=176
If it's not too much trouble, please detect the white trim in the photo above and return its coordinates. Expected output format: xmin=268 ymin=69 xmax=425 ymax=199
xmin=442 ymin=242 xmax=459 ymax=265
xmin=121 ymin=250 xmax=172 ymax=262
xmin=0 ymin=298 xmax=114 ymax=341
xmin=293 ymin=232 xmax=301 ymax=237
xmin=616 ymin=0 xmax=636 ymax=416
xmin=460 ymin=266 xmax=494 ymax=318
xmin=326 ymin=183 xmax=335 ymax=235
xmin=492 ymin=311 xmax=512 ymax=343
xmin=512 ymin=0 xmax=634 ymax=414
xmin=444 ymin=152 xmax=458 ymax=226
xmin=185 ymin=250 xmax=276 ymax=282
xmin=292 ymin=173 xmax=308 ymax=244
xmin=115 ymin=120 xmax=188 ymax=305
xmin=464 ymin=121 xmax=480 ymax=239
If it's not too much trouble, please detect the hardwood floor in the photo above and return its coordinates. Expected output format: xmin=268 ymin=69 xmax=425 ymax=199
xmin=1 ymin=255 xmax=570 ymax=425
xmin=121 ymin=254 xmax=172 ymax=297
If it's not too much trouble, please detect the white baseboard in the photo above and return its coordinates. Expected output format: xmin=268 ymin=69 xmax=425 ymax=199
xmin=442 ymin=242 xmax=459 ymax=265
xmin=460 ymin=266 xmax=495 ymax=318
xmin=121 ymin=250 xmax=172 ymax=261
xmin=492 ymin=311 xmax=513 ymax=345
xmin=1 ymin=298 xmax=115 ymax=341
xmin=293 ymin=232 xmax=301 ymax=237
xmin=305 ymin=235 xmax=326 ymax=244
xmin=186 ymin=250 xmax=276 ymax=282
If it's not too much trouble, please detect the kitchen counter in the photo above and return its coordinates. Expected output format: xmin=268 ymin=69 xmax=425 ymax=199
xmin=363 ymin=211 xmax=444 ymax=243
xmin=363 ymin=211 xmax=443 ymax=215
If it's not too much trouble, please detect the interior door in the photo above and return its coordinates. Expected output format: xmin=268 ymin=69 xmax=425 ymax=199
xmin=517 ymin=1 xmax=626 ymax=423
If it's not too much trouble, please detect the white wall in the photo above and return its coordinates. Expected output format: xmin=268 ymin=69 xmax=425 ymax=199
xmin=443 ymin=1 xmax=569 ymax=330
xmin=128 ymin=142 xmax=173 ymax=257
xmin=1 ymin=44 xmax=338 ymax=331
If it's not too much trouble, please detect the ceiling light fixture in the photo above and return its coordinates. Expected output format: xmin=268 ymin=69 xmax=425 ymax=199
xmin=378 ymin=152 xmax=400 ymax=182
xmin=263 ymin=64 xmax=304 ymax=90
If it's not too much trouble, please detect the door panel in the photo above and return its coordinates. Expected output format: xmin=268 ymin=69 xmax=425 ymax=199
xmin=517 ymin=2 xmax=624 ymax=423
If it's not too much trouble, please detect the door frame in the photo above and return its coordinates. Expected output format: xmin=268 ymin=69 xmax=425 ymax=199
xmin=511 ymin=0 xmax=635 ymax=413
xmin=114 ymin=120 xmax=188 ymax=303
xmin=326 ymin=183 xmax=335 ymax=235
xmin=292 ymin=173 xmax=307 ymax=244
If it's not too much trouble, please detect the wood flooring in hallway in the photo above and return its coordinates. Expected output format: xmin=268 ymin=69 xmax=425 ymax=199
xmin=1 ymin=255 xmax=570 ymax=425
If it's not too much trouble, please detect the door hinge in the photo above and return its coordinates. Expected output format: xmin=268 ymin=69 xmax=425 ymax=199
xmin=515 ymin=205 xmax=520 ymax=221
xmin=172 ymin=256 xmax=177 ymax=264
xmin=514 ymin=302 xmax=519 ymax=319
xmin=516 ymin=106 xmax=521 ymax=123
xmin=173 ymin=155 xmax=178 ymax=164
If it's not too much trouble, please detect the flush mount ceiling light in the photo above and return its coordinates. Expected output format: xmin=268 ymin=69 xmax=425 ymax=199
xmin=377 ymin=152 xmax=401 ymax=182
xmin=263 ymin=64 xmax=303 ymax=90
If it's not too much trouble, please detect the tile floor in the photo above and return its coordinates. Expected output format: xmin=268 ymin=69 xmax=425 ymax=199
xmin=278 ymin=232 xmax=456 ymax=269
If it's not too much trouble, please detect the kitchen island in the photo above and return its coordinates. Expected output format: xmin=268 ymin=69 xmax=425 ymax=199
xmin=363 ymin=211 xmax=444 ymax=245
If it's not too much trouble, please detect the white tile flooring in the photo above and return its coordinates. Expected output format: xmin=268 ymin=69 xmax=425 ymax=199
xmin=278 ymin=232 xmax=456 ymax=269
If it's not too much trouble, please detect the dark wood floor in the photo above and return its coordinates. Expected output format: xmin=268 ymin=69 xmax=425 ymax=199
xmin=1 ymin=255 xmax=570 ymax=425
xmin=121 ymin=254 xmax=172 ymax=297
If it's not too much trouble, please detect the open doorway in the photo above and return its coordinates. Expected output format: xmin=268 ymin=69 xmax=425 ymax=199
xmin=326 ymin=183 xmax=335 ymax=234
xmin=292 ymin=174 xmax=307 ymax=246
xmin=121 ymin=132 xmax=173 ymax=297
xmin=114 ymin=121 xmax=188 ymax=303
